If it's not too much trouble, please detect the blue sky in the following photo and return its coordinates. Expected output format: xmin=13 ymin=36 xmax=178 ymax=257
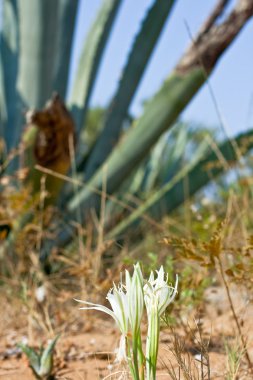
xmin=69 ymin=0 xmax=253 ymax=138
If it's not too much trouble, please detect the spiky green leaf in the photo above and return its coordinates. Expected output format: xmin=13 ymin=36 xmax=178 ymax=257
xmin=17 ymin=0 xmax=59 ymax=109
xmin=17 ymin=343 xmax=40 ymax=375
xmin=69 ymin=0 xmax=122 ymax=132
xmin=53 ymin=0 xmax=79 ymax=99
xmin=0 ymin=0 xmax=19 ymax=151
xmin=39 ymin=335 xmax=60 ymax=377
xmin=84 ymin=0 xmax=177 ymax=179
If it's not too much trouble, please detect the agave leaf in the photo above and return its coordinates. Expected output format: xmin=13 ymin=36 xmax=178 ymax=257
xmin=141 ymin=124 xmax=189 ymax=193
xmin=107 ymin=138 xmax=209 ymax=238
xmin=141 ymin=133 xmax=172 ymax=193
xmin=108 ymin=130 xmax=253 ymax=237
xmin=69 ymin=0 xmax=122 ymax=132
xmin=84 ymin=0 xmax=177 ymax=179
xmin=0 ymin=58 xmax=6 ymax=142
xmin=17 ymin=0 xmax=59 ymax=109
xmin=152 ymin=131 xmax=253 ymax=219
xmin=0 ymin=0 xmax=19 ymax=151
xmin=53 ymin=0 xmax=79 ymax=99
xmin=39 ymin=335 xmax=60 ymax=377
xmin=17 ymin=343 xmax=41 ymax=375
xmin=152 ymin=123 xmax=210 ymax=187
xmin=104 ymin=124 xmax=209 ymax=225
xmin=104 ymin=125 xmax=187 ymax=217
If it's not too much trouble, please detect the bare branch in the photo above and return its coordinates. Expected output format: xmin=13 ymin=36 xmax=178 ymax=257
xmin=198 ymin=0 xmax=231 ymax=37
xmin=176 ymin=0 xmax=253 ymax=74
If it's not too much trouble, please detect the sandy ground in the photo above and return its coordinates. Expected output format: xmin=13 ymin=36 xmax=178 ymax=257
xmin=1 ymin=285 xmax=253 ymax=379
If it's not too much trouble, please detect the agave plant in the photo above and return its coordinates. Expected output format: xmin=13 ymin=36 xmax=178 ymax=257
xmin=1 ymin=0 xmax=253 ymax=258
xmin=18 ymin=335 xmax=60 ymax=379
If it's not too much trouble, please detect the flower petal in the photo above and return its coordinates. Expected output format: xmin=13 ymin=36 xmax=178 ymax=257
xmin=74 ymin=298 xmax=121 ymax=326
xmin=114 ymin=334 xmax=128 ymax=363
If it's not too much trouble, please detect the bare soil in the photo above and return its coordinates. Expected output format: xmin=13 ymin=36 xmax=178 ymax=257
xmin=1 ymin=286 xmax=253 ymax=379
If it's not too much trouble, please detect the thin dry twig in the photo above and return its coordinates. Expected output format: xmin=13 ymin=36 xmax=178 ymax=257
xmin=217 ymin=256 xmax=253 ymax=371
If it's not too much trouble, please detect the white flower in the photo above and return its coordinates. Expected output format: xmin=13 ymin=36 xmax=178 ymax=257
xmin=144 ymin=266 xmax=178 ymax=317
xmin=114 ymin=334 xmax=128 ymax=363
xmin=75 ymin=284 xmax=129 ymax=363
xmin=75 ymin=283 xmax=129 ymax=335
xmin=125 ymin=263 xmax=144 ymax=335
xmin=76 ymin=263 xmax=178 ymax=380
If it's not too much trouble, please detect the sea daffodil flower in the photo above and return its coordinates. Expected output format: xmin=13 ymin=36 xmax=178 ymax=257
xmin=76 ymin=264 xmax=178 ymax=380
xmin=125 ymin=263 xmax=144 ymax=335
xmin=144 ymin=266 xmax=178 ymax=380
xmin=144 ymin=266 xmax=178 ymax=316
xmin=76 ymin=264 xmax=145 ymax=378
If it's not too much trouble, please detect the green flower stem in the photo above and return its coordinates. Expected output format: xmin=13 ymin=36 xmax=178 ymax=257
xmin=131 ymin=328 xmax=145 ymax=380
xmin=146 ymin=307 xmax=160 ymax=380
xmin=137 ymin=330 xmax=145 ymax=380
xmin=132 ymin=338 xmax=140 ymax=380
xmin=126 ymin=336 xmax=139 ymax=380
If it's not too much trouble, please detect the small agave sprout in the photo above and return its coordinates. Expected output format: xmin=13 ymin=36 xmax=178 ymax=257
xmin=75 ymin=263 xmax=178 ymax=380
xmin=18 ymin=335 xmax=60 ymax=379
